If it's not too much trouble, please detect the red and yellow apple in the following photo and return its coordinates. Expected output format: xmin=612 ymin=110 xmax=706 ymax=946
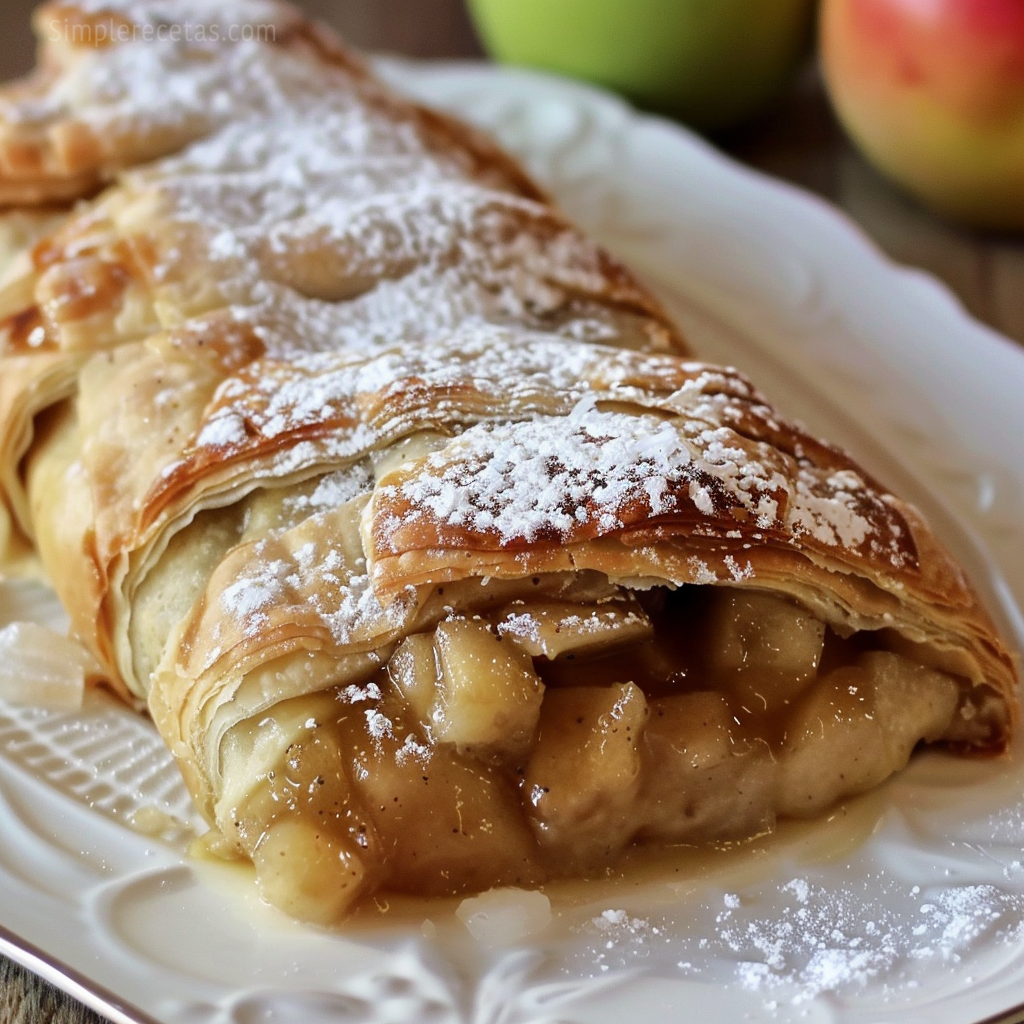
xmin=821 ymin=0 xmax=1024 ymax=230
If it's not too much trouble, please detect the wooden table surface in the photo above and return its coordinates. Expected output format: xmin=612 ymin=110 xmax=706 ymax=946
xmin=1 ymin=1 xmax=1022 ymax=1022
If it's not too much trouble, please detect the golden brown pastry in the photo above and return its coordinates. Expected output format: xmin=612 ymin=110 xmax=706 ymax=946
xmin=0 ymin=0 xmax=1017 ymax=924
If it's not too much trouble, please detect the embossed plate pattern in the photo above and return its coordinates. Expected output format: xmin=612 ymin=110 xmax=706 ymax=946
xmin=1 ymin=60 xmax=1023 ymax=1024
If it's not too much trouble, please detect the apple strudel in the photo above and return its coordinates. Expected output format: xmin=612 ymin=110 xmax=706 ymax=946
xmin=0 ymin=0 xmax=1017 ymax=924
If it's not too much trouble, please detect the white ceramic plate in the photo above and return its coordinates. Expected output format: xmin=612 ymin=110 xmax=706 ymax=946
xmin=2 ymin=60 xmax=1024 ymax=1024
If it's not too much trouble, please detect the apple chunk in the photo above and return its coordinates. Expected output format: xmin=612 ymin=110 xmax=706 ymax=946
xmin=432 ymin=619 xmax=545 ymax=760
xmin=352 ymin=735 xmax=541 ymax=896
xmin=251 ymin=817 xmax=371 ymax=925
xmin=776 ymin=651 xmax=960 ymax=816
xmin=861 ymin=650 xmax=961 ymax=750
xmin=387 ymin=632 xmax=440 ymax=728
xmin=523 ymin=681 xmax=648 ymax=867
xmin=222 ymin=693 xmax=381 ymax=924
xmin=705 ymin=588 xmax=825 ymax=711
xmin=637 ymin=691 xmax=775 ymax=843
xmin=495 ymin=596 xmax=653 ymax=659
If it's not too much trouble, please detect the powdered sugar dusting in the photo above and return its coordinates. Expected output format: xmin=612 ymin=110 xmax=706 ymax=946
xmin=496 ymin=612 xmax=541 ymax=644
xmin=114 ymin=43 xmax=646 ymax=359
xmin=167 ymin=333 xmax=745 ymax=507
xmin=377 ymin=401 xmax=910 ymax=570
xmin=219 ymin=557 xmax=288 ymax=634
xmin=282 ymin=464 xmax=374 ymax=516
xmin=569 ymin=868 xmax=1024 ymax=1014
xmin=388 ymin=409 xmax=693 ymax=544
xmin=716 ymin=879 xmax=1024 ymax=1004
xmin=788 ymin=470 xmax=872 ymax=550
xmin=210 ymin=529 xmax=415 ymax=664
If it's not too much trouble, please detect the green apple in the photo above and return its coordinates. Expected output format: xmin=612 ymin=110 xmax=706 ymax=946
xmin=466 ymin=0 xmax=816 ymax=131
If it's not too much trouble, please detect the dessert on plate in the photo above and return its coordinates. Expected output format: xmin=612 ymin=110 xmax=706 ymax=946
xmin=0 ymin=0 xmax=1017 ymax=924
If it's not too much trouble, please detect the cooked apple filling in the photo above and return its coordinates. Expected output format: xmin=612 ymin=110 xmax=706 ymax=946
xmin=213 ymin=580 xmax=993 ymax=922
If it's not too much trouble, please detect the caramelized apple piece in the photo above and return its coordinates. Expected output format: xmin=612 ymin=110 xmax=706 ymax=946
xmin=432 ymin=619 xmax=545 ymax=759
xmin=496 ymin=597 xmax=653 ymax=659
xmin=251 ymin=817 xmax=372 ymax=924
xmin=353 ymin=734 xmax=541 ymax=896
xmin=637 ymin=692 xmax=774 ymax=842
xmin=524 ymin=682 xmax=648 ymax=867
xmin=705 ymin=589 xmax=826 ymax=711
xmin=777 ymin=650 xmax=959 ymax=816
xmin=776 ymin=665 xmax=884 ymax=816
xmin=551 ymin=571 xmax=624 ymax=604
xmin=860 ymin=650 xmax=961 ymax=747
xmin=387 ymin=632 xmax=440 ymax=728
xmin=223 ymin=694 xmax=381 ymax=923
